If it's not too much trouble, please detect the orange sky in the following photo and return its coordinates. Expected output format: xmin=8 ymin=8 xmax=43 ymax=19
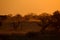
xmin=0 ymin=0 xmax=60 ymax=16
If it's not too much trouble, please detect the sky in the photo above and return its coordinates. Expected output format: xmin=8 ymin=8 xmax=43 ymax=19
xmin=0 ymin=0 xmax=60 ymax=16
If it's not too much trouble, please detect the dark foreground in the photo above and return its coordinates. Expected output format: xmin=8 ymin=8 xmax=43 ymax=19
xmin=0 ymin=32 xmax=60 ymax=40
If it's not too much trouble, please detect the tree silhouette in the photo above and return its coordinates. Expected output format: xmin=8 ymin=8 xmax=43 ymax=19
xmin=38 ymin=12 xmax=59 ymax=33
xmin=37 ymin=11 xmax=60 ymax=33
xmin=9 ymin=14 xmax=23 ymax=30
xmin=52 ymin=10 xmax=60 ymax=32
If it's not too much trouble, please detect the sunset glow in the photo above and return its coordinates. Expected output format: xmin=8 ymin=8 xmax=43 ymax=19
xmin=0 ymin=0 xmax=60 ymax=16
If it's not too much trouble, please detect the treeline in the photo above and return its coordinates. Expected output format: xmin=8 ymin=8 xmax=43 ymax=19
xmin=0 ymin=10 xmax=60 ymax=33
